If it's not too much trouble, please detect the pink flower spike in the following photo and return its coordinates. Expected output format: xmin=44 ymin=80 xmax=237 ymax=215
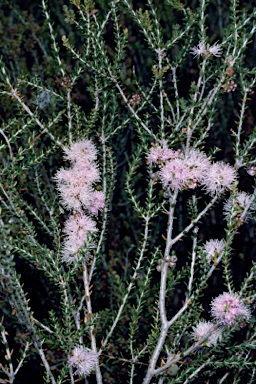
xmin=55 ymin=163 xmax=100 ymax=210
xmin=210 ymin=292 xmax=251 ymax=327
xmin=184 ymin=149 xmax=211 ymax=181
xmin=69 ymin=346 xmax=97 ymax=376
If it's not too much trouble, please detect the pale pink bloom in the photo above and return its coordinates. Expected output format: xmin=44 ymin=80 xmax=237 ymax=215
xmin=69 ymin=346 xmax=97 ymax=376
xmin=191 ymin=321 xmax=222 ymax=347
xmin=210 ymin=292 xmax=251 ymax=327
xmin=55 ymin=167 xmax=74 ymax=184
xmin=204 ymin=239 xmax=225 ymax=263
xmin=56 ymin=163 xmax=100 ymax=189
xmin=62 ymin=212 xmax=97 ymax=264
xmin=147 ymin=144 xmax=181 ymax=165
xmin=208 ymin=42 xmax=222 ymax=56
xmin=191 ymin=41 xmax=222 ymax=58
xmin=85 ymin=191 xmax=105 ymax=215
xmin=184 ymin=149 xmax=211 ymax=181
xmin=63 ymin=212 xmax=97 ymax=237
xmin=191 ymin=41 xmax=207 ymax=57
xmin=64 ymin=139 xmax=98 ymax=164
xmin=223 ymin=191 xmax=255 ymax=223
xmin=202 ymin=161 xmax=237 ymax=195
xmin=160 ymin=149 xmax=210 ymax=190
xmin=72 ymin=162 xmax=100 ymax=185
xmin=55 ymin=163 xmax=100 ymax=210
xmin=79 ymin=186 xmax=93 ymax=209
xmin=57 ymin=184 xmax=85 ymax=210
xmin=160 ymin=158 xmax=192 ymax=190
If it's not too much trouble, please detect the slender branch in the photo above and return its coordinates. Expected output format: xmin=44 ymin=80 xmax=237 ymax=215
xmin=82 ymin=263 xmax=103 ymax=384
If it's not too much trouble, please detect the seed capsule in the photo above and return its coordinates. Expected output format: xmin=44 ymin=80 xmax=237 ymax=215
xmin=226 ymin=66 xmax=235 ymax=76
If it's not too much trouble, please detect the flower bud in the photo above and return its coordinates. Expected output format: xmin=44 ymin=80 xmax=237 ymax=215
xmin=170 ymin=255 xmax=178 ymax=263
xmin=168 ymin=262 xmax=176 ymax=268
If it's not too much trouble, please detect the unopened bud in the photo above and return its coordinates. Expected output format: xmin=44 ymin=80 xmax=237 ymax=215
xmin=150 ymin=172 xmax=158 ymax=180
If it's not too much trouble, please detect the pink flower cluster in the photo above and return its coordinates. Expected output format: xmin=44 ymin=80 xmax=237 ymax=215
xmin=222 ymin=80 xmax=237 ymax=93
xmin=211 ymin=292 xmax=251 ymax=327
xmin=69 ymin=346 xmax=97 ymax=376
xmin=191 ymin=293 xmax=251 ymax=348
xmin=148 ymin=143 xmax=237 ymax=195
xmin=55 ymin=139 xmax=105 ymax=264
xmin=129 ymin=93 xmax=141 ymax=108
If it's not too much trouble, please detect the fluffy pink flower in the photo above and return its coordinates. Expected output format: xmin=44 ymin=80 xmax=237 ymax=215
xmin=202 ymin=161 xmax=237 ymax=195
xmin=191 ymin=41 xmax=222 ymax=58
xmin=57 ymin=184 xmax=86 ymax=210
xmin=204 ymin=239 xmax=225 ymax=263
xmin=69 ymin=346 xmax=97 ymax=376
xmin=62 ymin=212 xmax=97 ymax=264
xmin=147 ymin=143 xmax=181 ymax=165
xmin=160 ymin=158 xmax=192 ymax=190
xmin=55 ymin=156 xmax=100 ymax=210
xmin=64 ymin=139 xmax=98 ymax=164
xmin=208 ymin=42 xmax=222 ymax=56
xmin=84 ymin=191 xmax=105 ymax=215
xmin=191 ymin=321 xmax=222 ymax=347
xmin=191 ymin=41 xmax=207 ymax=57
xmin=159 ymin=149 xmax=210 ymax=190
xmin=210 ymin=292 xmax=251 ymax=327
xmin=184 ymin=149 xmax=211 ymax=180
